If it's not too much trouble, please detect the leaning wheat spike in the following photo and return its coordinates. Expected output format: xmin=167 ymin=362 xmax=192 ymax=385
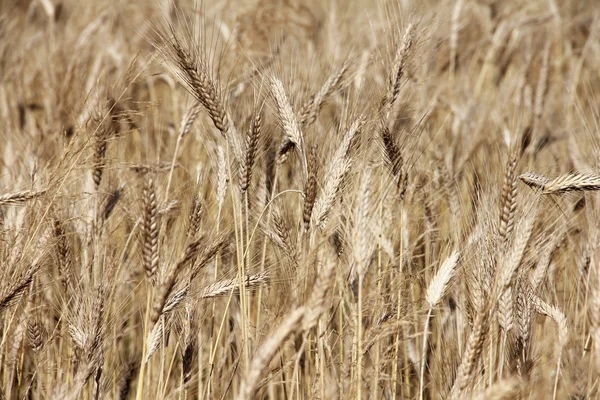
xmin=149 ymin=238 xmax=203 ymax=326
xmin=237 ymin=248 xmax=335 ymax=400
xmin=300 ymin=59 xmax=350 ymax=129
xmin=102 ymin=186 xmax=122 ymax=221
xmin=54 ymin=220 xmax=72 ymax=292
xmin=189 ymin=232 xmax=230 ymax=281
xmin=142 ymin=178 xmax=159 ymax=281
xmin=518 ymin=172 xmax=549 ymax=189
xmin=0 ymin=264 xmax=39 ymax=312
xmin=198 ymin=271 xmax=269 ymax=299
xmin=186 ymin=194 xmax=203 ymax=239
xmin=451 ymin=311 xmax=490 ymax=398
xmin=380 ymin=125 xmax=404 ymax=185
xmin=312 ymin=118 xmax=363 ymax=229
xmin=498 ymin=286 xmax=514 ymax=332
xmin=145 ymin=317 xmax=165 ymax=363
xmin=426 ymin=250 xmax=460 ymax=307
xmin=499 ymin=150 xmax=518 ymax=244
xmin=168 ymin=37 xmax=229 ymax=136
xmin=514 ymin=280 xmax=532 ymax=377
xmin=182 ymin=305 xmax=196 ymax=384
xmin=420 ymin=250 xmax=460 ymax=399
xmin=271 ymin=76 xmax=303 ymax=152
xmin=0 ymin=189 xmax=46 ymax=206
xmin=530 ymin=293 xmax=568 ymax=353
xmin=237 ymin=307 xmax=306 ymax=400
xmin=92 ymin=126 xmax=109 ymax=190
xmin=495 ymin=201 xmax=538 ymax=298
xmin=87 ymin=284 xmax=107 ymax=358
xmin=302 ymin=248 xmax=337 ymax=330
xmin=303 ymin=145 xmax=318 ymax=231
xmin=382 ymin=23 xmax=415 ymax=112
xmin=530 ymin=222 xmax=567 ymax=291
xmin=117 ymin=360 xmax=137 ymax=400
xmin=240 ymin=110 xmax=261 ymax=193
xmin=5 ymin=309 xmax=27 ymax=399
xmin=27 ymin=315 xmax=44 ymax=355
xmin=179 ymin=102 xmax=202 ymax=137
xmin=542 ymin=172 xmax=600 ymax=194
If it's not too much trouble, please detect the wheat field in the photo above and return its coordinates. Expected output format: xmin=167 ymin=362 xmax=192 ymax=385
xmin=1 ymin=0 xmax=600 ymax=398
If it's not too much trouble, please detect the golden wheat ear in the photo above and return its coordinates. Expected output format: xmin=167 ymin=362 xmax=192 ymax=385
xmin=542 ymin=172 xmax=600 ymax=194
xmin=518 ymin=172 xmax=549 ymax=189
xmin=0 ymin=189 xmax=46 ymax=206
xmin=519 ymin=171 xmax=600 ymax=194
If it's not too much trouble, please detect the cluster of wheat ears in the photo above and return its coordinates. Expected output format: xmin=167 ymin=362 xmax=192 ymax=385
xmin=2 ymin=0 xmax=600 ymax=399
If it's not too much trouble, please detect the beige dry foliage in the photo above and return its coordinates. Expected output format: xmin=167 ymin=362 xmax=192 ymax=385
xmin=2 ymin=1 xmax=600 ymax=399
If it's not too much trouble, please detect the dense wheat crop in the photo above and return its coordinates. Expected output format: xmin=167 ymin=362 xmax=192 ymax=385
xmin=2 ymin=0 xmax=600 ymax=398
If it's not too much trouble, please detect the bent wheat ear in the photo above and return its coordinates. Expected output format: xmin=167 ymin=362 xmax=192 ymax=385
xmin=271 ymin=77 xmax=303 ymax=152
xmin=426 ymin=250 xmax=460 ymax=307
xmin=168 ymin=38 xmax=229 ymax=136
xmin=382 ymin=23 xmax=415 ymax=112
xmin=451 ymin=311 xmax=489 ymax=398
xmin=300 ymin=59 xmax=350 ymax=129
xmin=312 ymin=118 xmax=363 ymax=229
xmin=542 ymin=172 xmax=600 ymax=194
xmin=0 ymin=189 xmax=46 ymax=206
xmin=381 ymin=126 xmax=404 ymax=181
xmin=198 ymin=271 xmax=268 ymax=298
xmin=0 ymin=264 xmax=39 ymax=312
xmin=530 ymin=294 xmax=568 ymax=350
xmin=518 ymin=172 xmax=549 ymax=189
